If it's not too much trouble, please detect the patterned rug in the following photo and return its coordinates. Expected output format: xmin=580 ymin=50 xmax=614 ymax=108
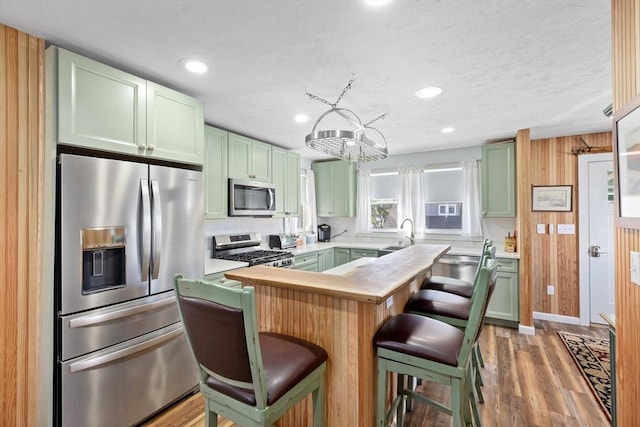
xmin=558 ymin=331 xmax=611 ymax=420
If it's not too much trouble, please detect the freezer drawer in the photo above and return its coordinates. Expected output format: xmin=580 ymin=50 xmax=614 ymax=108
xmin=61 ymin=322 xmax=198 ymax=427
xmin=61 ymin=292 xmax=181 ymax=361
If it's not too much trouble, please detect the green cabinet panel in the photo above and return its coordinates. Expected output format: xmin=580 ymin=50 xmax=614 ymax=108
xmin=334 ymin=248 xmax=351 ymax=267
xmin=293 ymin=252 xmax=318 ymax=271
xmin=350 ymin=248 xmax=379 ymax=261
xmin=317 ymin=248 xmax=334 ymax=272
xmin=146 ymin=82 xmax=204 ymax=164
xmin=486 ymin=258 xmax=519 ymax=323
xmin=312 ymin=160 xmax=356 ymax=217
xmin=203 ymin=272 xmax=241 ymax=289
xmin=228 ymin=133 xmax=272 ymax=182
xmin=481 ymin=142 xmax=516 ymax=217
xmin=272 ymin=148 xmax=300 ymax=216
xmin=204 ymin=126 xmax=228 ymax=218
xmin=52 ymin=47 xmax=204 ymax=164
xmin=55 ymin=47 xmax=146 ymax=155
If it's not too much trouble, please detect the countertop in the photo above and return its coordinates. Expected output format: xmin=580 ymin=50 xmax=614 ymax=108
xmin=225 ymin=244 xmax=450 ymax=304
xmin=204 ymin=238 xmax=519 ymax=276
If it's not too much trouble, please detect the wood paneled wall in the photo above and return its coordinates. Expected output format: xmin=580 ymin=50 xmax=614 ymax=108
xmin=611 ymin=1 xmax=640 ymax=425
xmin=0 ymin=24 xmax=44 ymax=426
xmin=529 ymin=132 xmax=612 ymax=317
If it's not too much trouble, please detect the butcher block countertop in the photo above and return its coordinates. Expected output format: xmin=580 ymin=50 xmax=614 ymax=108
xmin=224 ymin=244 xmax=450 ymax=304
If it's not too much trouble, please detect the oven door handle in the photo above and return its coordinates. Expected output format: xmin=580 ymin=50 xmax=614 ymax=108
xmin=68 ymin=296 xmax=176 ymax=329
xmin=139 ymin=179 xmax=151 ymax=281
xmin=68 ymin=327 xmax=184 ymax=373
xmin=151 ymin=180 xmax=162 ymax=280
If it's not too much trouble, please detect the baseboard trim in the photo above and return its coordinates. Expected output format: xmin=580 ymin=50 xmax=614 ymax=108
xmin=533 ymin=311 xmax=581 ymax=325
xmin=518 ymin=324 xmax=535 ymax=335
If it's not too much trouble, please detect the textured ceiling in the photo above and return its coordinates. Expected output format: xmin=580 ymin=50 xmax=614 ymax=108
xmin=0 ymin=0 xmax=612 ymax=160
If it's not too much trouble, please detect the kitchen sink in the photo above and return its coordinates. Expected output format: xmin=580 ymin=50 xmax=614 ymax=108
xmin=382 ymin=245 xmax=408 ymax=251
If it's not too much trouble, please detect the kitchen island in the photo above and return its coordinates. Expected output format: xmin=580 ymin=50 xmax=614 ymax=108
xmin=225 ymin=244 xmax=449 ymax=426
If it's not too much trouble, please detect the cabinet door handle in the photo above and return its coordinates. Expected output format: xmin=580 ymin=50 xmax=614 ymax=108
xmin=147 ymin=144 xmax=155 ymax=152
xmin=138 ymin=144 xmax=146 ymax=151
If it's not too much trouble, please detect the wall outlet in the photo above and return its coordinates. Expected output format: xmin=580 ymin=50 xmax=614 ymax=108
xmin=386 ymin=295 xmax=394 ymax=309
xmin=536 ymin=224 xmax=545 ymax=234
xmin=547 ymin=285 xmax=555 ymax=295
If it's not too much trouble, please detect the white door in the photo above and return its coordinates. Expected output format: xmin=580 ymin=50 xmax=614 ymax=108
xmin=578 ymin=153 xmax=615 ymax=325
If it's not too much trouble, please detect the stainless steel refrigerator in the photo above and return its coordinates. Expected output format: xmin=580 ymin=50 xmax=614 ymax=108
xmin=55 ymin=152 xmax=202 ymax=426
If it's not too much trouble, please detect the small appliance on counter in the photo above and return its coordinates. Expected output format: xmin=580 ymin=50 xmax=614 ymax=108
xmin=318 ymin=224 xmax=331 ymax=242
xmin=268 ymin=234 xmax=297 ymax=249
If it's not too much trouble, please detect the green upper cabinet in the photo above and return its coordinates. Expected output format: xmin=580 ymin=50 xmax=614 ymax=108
xmin=51 ymin=47 xmax=204 ymax=164
xmin=228 ymin=133 xmax=272 ymax=182
xmin=481 ymin=142 xmax=516 ymax=217
xmin=312 ymin=160 xmax=357 ymax=217
xmin=55 ymin=47 xmax=146 ymax=155
xmin=146 ymin=82 xmax=204 ymax=164
xmin=272 ymin=147 xmax=300 ymax=216
xmin=204 ymin=126 xmax=229 ymax=219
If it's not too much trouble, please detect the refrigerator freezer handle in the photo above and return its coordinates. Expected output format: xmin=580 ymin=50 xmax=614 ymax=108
xmin=139 ymin=179 xmax=151 ymax=281
xmin=151 ymin=180 xmax=163 ymax=280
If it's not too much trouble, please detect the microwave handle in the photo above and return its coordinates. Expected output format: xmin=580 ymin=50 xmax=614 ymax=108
xmin=268 ymin=188 xmax=275 ymax=210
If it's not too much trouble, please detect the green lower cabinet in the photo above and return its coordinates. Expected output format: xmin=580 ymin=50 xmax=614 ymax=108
xmin=334 ymin=248 xmax=351 ymax=267
xmin=485 ymin=258 xmax=519 ymax=325
xmin=293 ymin=252 xmax=318 ymax=272
xmin=349 ymin=248 xmax=379 ymax=261
xmin=203 ymin=272 xmax=242 ymax=289
xmin=317 ymin=248 xmax=334 ymax=272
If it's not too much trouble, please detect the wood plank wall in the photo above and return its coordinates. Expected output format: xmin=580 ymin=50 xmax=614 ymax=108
xmin=611 ymin=1 xmax=640 ymax=425
xmin=0 ymin=24 xmax=44 ymax=426
xmin=515 ymin=129 xmax=532 ymax=327
xmin=529 ymin=132 xmax=612 ymax=317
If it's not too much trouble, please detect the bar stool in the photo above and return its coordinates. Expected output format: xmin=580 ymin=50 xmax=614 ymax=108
xmin=404 ymin=247 xmax=496 ymax=411
xmin=174 ymin=274 xmax=328 ymax=427
xmin=374 ymin=259 xmax=497 ymax=427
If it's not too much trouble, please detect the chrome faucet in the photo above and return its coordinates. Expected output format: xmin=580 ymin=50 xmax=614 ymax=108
xmin=400 ymin=218 xmax=415 ymax=245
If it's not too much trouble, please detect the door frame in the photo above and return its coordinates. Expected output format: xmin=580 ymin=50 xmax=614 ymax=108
xmin=578 ymin=152 xmax=613 ymax=326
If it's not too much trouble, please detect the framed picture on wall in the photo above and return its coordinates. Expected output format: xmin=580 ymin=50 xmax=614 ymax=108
xmin=532 ymin=185 xmax=573 ymax=212
xmin=613 ymin=92 xmax=640 ymax=229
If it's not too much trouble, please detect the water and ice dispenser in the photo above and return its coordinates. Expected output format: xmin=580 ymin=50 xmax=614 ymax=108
xmin=81 ymin=227 xmax=126 ymax=294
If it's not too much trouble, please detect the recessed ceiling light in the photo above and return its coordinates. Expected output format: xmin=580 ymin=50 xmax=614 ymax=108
xmin=294 ymin=114 xmax=309 ymax=123
xmin=180 ymin=59 xmax=208 ymax=74
xmin=363 ymin=0 xmax=393 ymax=8
xmin=441 ymin=127 xmax=454 ymax=133
xmin=415 ymin=87 xmax=442 ymax=99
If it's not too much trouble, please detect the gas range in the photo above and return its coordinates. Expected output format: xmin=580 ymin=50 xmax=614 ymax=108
xmin=212 ymin=232 xmax=294 ymax=268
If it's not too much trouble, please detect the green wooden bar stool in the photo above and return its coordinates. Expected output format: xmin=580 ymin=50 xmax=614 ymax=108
xmin=374 ymin=259 xmax=497 ymax=427
xmin=174 ymin=274 xmax=328 ymax=427
xmin=405 ymin=247 xmax=496 ymax=407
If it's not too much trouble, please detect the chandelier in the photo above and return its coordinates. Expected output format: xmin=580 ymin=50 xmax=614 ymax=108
xmin=304 ymin=76 xmax=389 ymax=162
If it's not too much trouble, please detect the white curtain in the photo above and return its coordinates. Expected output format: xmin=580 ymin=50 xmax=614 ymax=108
xmin=355 ymin=168 xmax=371 ymax=233
xmin=398 ymin=166 xmax=425 ymax=236
xmin=302 ymin=169 xmax=318 ymax=234
xmin=461 ymin=160 xmax=482 ymax=236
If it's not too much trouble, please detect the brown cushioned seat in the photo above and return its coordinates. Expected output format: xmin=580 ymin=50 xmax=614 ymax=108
xmin=404 ymin=289 xmax=472 ymax=320
xmin=374 ymin=313 xmax=464 ymax=366
xmin=421 ymin=276 xmax=474 ymax=298
xmin=206 ymin=332 xmax=328 ymax=405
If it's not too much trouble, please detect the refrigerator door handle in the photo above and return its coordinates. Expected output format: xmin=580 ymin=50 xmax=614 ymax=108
xmin=68 ymin=327 xmax=184 ymax=373
xmin=151 ymin=180 xmax=163 ymax=280
xmin=140 ymin=179 xmax=151 ymax=281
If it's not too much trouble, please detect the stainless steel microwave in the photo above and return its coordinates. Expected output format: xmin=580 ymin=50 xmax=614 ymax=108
xmin=229 ymin=178 xmax=276 ymax=216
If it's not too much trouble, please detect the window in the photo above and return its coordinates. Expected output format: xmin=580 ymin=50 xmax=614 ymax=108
xmin=424 ymin=167 xmax=463 ymax=233
xmin=370 ymin=172 xmax=398 ymax=230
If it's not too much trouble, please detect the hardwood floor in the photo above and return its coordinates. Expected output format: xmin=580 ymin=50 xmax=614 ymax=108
xmin=142 ymin=320 xmax=610 ymax=427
